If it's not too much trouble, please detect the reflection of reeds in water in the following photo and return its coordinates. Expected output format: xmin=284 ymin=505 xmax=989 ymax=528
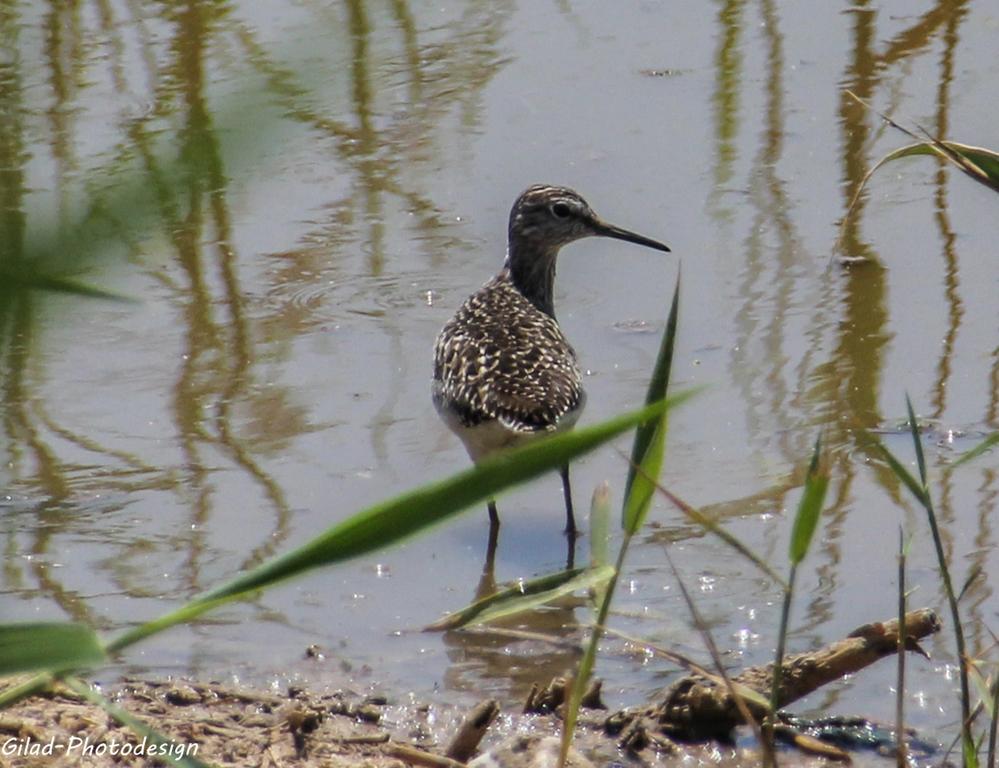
xmin=232 ymin=2 xmax=514 ymax=472
xmin=833 ymin=7 xmax=998 ymax=706
xmin=704 ymin=0 xmax=997 ymax=692
xmin=0 ymin=1 xmax=514 ymax=620
xmin=712 ymin=3 xmax=984 ymax=444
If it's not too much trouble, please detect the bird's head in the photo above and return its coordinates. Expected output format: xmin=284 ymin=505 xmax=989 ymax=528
xmin=508 ymin=184 xmax=670 ymax=255
xmin=504 ymin=184 xmax=670 ymax=316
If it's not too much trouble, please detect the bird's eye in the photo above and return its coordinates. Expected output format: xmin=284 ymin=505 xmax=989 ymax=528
xmin=551 ymin=202 xmax=572 ymax=218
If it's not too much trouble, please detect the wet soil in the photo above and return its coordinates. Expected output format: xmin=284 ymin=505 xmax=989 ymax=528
xmin=0 ymin=676 xmax=748 ymax=768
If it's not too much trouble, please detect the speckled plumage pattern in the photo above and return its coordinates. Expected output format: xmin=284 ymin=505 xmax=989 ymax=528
xmin=432 ymin=268 xmax=584 ymax=441
xmin=431 ymin=185 xmax=669 ymax=534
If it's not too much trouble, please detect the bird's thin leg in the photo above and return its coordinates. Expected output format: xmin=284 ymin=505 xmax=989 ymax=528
xmin=487 ymin=499 xmax=500 ymax=530
xmin=485 ymin=500 xmax=500 ymax=573
xmin=560 ymin=465 xmax=577 ymax=536
xmin=565 ymin=530 xmax=576 ymax=570
xmin=479 ymin=521 xmax=499 ymax=599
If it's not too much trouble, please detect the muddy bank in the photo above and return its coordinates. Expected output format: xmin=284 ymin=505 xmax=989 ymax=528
xmin=0 ymin=609 xmax=942 ymax=767
xmin=0 ymin=676 xmax=661 ymax=768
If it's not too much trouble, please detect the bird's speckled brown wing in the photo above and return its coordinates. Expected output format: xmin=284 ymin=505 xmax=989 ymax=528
xmin=433 ymin=274 xmax=584 ymax=433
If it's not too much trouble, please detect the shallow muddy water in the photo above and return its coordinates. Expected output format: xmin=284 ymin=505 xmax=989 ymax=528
xmin=1 ymin=0 xmax=997 ymax=755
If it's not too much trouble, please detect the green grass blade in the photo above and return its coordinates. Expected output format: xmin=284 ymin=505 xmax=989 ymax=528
xmin=954 ymin=143 xmax=999 ymax=182
xmin=0 ymin=623 xmax=106 ymax=676
xmin=649 ymin=479 xmax=786 ymax=588
xmin=2 ymin=399 xmax=687 ymax=708
xmin=951 ymin=433 xmax=999 ymax=469
xmin=957 ymin=565 xmax=983 ymax=604
xmin=774 ymin=436 xmax=828 ymax=752
xmin=106 ymin=396 xmax=686 ymax=655
xmin=61 ymin=677 xmax=209 ymax=767
xmin=906 ymin=396 xmax=928 ymax=488
xmin=559 ymin=552 xmax=623 ymax=767
xmin=0 ymin=272 xmax=135 ymax=301
xmin=560 ymin=282 xmax=683 ymax=766
xmin=423 ymin=565 xmax=614 ymax=631
xmin=195 ymin=397 xmax=677 ymax=601
xmin=622 ymin=421 xmax=666 ymax=534
xmin=558 ymin=611 xmax=602 ymax=767
xmin=864 ymin=435 xmax=928 ymax=506
xmin=622 ymin=277 xmax=680 ymax=533
xmin=968 ymin=661 xmax=995 ymax=720
xmin=843 ymin=92 xmax=999 ymax=194
xmin=873 ymin=140 xmax=999 ymax=194
xmin=102 ymin=594 xmax=241 ymax=658
xmin=0 ymin=674 xmax=54 ymax=709
xmin=896 ymin=528 xmax=910 ymax=768
xmin=963 ymin=733 xmax=980 ymax=768
xmin=892 ymin=397 xmax=972 ymax=762
xmin=662 ymin=544 xmax=771 ymax=757
xmin=770 ymin=563 xmax=797 ymax=746
xmin=602 ymin=625 xmax=773 ymax=711
xmin=840 ymin=91 xmax=999 ymax=249
xmin=589 ymin=482 xmax=610 ymax=570
xmin=933 ymin=142 xmax=999 ymax=183
xmin=788 ymin=434 xmax=828 ymax=565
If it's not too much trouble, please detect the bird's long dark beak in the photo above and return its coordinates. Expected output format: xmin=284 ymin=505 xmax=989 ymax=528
xmin=592 ymin=219 xmax=671 ymax=253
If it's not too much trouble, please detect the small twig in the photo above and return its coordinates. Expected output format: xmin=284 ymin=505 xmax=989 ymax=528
xmin=774 ymin=725 xmax=851 ymax=762
xmin=335 ymin=732 xmax=390 ymax=745
xmin=389 ymin=743 xmax=468 ymax=768
xmin=0 ymin=717 xmax=36 ymax=737
xmin=445 ymin=699 xmax=499 ymax=762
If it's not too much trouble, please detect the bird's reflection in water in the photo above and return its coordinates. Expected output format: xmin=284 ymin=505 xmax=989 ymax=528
xmin=441 ymin=515 xmax=584 ymax=703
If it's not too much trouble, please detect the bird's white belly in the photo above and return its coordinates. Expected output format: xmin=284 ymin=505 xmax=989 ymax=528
xmin=434 ymin=391 xmax=584 ymax=464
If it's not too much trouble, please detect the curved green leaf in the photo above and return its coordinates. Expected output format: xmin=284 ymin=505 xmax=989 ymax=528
xmin=622 ymin=278 xmax=680 ymax=533
xmin=424 ymin=565 xmax=614 ymax=631
xmin=951 ymin=432 xmax=999 ymax=469
xmin=789 ymin=435 xmax=828 ymax=565
xmin=875 ymin=140 xmax=999 ymax=192
xmin=589 ymin=482 xmax=611 ymax=570
xmin=0 ymin=623 xmax=106 ymax=676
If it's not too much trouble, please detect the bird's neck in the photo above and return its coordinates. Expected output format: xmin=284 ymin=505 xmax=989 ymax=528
xmin=505 ymin=236 xmax=559 ymax=318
